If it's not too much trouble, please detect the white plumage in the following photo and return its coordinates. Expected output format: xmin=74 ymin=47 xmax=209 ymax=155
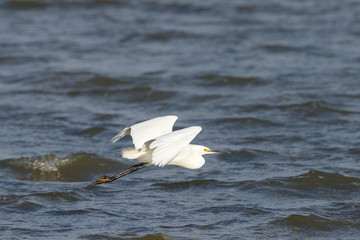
xmin=111 ymin=115 xmax=178 ymax=149
xmin=94 ymin=115 xmax=223 ymax=184
xmin=113 ymin=115 xmax=218 ymax=169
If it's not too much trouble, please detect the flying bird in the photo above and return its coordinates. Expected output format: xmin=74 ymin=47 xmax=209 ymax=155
xmin=94 ymin=115 xmax=223 ymax=184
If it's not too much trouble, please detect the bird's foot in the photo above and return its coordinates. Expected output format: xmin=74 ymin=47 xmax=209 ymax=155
xmin=93 ymin=175 xmax=113 ymax=185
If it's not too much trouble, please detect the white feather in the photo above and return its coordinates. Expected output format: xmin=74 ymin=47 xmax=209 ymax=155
xmin=110 ymin=116 xmax=217 ymax=171
xmin=149 ymin=126 xmax=202 ymax=167
xmin=111 ymin=127 xmax=130 ymax=143
xmin=111 ymin=115 xmax=178 ymax=149
xmin=121 ymin=148 xmax=144 ymax=159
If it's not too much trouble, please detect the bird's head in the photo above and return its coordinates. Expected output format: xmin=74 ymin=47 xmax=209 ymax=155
xmin=195 ymin=145 xmax=226 ymax=155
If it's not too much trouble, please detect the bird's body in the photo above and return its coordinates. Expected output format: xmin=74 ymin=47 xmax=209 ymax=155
xmin=94 ymin=115 xmax=222 ymax=184
xmin=123 ymin=144 xmax=206 ymax=169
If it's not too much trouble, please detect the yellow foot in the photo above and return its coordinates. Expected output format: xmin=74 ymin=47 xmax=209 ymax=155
xmin=93 ymin=175 xmax=113 ymax=185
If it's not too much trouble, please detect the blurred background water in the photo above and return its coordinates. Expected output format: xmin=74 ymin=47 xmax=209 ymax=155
xmin=1 ymin=0 xmax=360 ymax=239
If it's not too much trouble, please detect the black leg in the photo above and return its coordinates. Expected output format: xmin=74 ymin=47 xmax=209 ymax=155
xmin=93 ymin=163 xmax=149 ymax=185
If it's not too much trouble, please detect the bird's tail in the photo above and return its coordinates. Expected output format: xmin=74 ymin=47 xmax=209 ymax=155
xmin=122 ymin=148 xmax=145 ymax=159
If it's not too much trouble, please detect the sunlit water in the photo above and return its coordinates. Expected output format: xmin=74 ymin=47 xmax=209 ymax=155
xmin=1 ymin=0 xmax=360 ymax=239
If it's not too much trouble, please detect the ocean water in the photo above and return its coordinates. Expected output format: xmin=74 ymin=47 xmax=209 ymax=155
xmin=1 ymin=0 xmax=360 ymax=239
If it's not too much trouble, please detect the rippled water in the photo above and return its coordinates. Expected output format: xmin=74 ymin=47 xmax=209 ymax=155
xmin=1 ymin=0 xmax=360 ymax=239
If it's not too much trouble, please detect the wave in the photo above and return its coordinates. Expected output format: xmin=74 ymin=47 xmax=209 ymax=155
xmin=277 ymin=101 xmax=356 ymax=117
xmin=81 ymin=233 xmax=174 ymax=240
xmin=198 ymin=74 xmax=265 ymax=87
xmin=3 ymin=0 xmax=126 ymax=9
xmin=277 ymin=170 xmax=360 ymax=191
xmin=61 ymin=75 xmax=129 ymax=89
xmin=261 ymin=44 xmax=308 ymax=53
xmin=277 ymin=214 xmax=347 ymax=230
xmin=150 ymin=170 xmax=360 ymax=195
xmin=85 ymin=76 xmax=128 ymax=86
xmin=0 ymin=190 xmax=87 ymax=208
xmin=152 ymin=179 xmax=219 ymax=190
xmin=67 ymin=87 xmax=176 ymax=103
xmin=199 ymin=204 xmax=269 ymax=215
xmin=238 ymin=170 xmax=360 ymax=201
xmin=216 ymin=117 xmax=282 ymax=128
xmin=76 ymin=126 xmax=106 ymax=137
xmin=0 ymin=152 xmax=126 ymax=182
xmin=4 ymin=1 xmax=48 ymax=9
xmin=121 ymin=30 xmax=207 ymax=43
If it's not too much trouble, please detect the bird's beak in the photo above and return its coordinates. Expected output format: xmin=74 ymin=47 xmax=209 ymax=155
xmin=207 ymin=149 xmax=230 ymax=154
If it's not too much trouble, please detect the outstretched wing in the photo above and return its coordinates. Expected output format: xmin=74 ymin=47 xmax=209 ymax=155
xmin=111 ymin=115 xmax=178 ymax=149
xmin=149 ymin=126 xmax=202 ymax=167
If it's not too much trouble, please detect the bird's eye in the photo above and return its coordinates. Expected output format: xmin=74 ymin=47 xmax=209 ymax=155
xmin=204 ymin=148 xmax=209 ymax=152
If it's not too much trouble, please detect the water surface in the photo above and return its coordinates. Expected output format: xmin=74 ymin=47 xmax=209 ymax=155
xmin=1 ymin=0 xmax=360 ymax=239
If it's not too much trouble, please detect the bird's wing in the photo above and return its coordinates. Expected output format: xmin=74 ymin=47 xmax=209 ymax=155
xmin=149 ymin=126 xmax=202 ymax=167
xmin=111 ymin=115 xmax=178 ymax=149
xmin=111 ymin=127 xmax=131 ymax=143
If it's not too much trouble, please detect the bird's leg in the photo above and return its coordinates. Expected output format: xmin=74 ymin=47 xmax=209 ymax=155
xmin=93 ymin=163 xmax=149 ymax=185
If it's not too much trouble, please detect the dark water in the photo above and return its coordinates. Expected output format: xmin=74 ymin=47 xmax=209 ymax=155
xmin=1 ymin=0 xmax=360 ymax=239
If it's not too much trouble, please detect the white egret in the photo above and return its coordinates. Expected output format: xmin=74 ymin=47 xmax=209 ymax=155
xmin=94 ymin=115 xmax=224 ymax=184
